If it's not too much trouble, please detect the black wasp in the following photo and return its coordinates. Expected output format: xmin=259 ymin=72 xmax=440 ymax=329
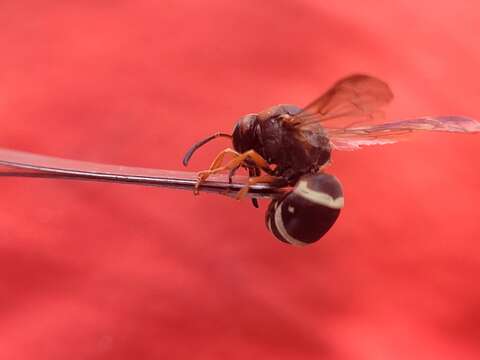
xmin=183 ymin=74 xmax=480 ymax=246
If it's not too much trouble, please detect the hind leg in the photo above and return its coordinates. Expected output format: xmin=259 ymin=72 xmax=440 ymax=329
xmin=235 ymin=174 xmax=280 ymax=200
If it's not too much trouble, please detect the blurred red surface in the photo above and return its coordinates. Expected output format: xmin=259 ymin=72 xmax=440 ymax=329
xmin=1 ymin=1 xmax=480 ymax=359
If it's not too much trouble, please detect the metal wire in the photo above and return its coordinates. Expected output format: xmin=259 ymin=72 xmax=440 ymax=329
xmin=0 ymin=148 xmax=286 ymax=199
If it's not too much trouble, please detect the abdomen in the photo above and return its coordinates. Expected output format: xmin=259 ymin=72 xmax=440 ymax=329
xmin=265 ymin=173 xmax=344 ymax=245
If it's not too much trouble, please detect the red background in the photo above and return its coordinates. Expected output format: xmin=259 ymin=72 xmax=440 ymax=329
xmin=1 ymin=1 xmax=480 ymax=359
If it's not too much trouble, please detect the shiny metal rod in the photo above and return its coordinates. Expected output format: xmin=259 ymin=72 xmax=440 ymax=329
xmin=0 ymin=148 xmax=286 ymax=199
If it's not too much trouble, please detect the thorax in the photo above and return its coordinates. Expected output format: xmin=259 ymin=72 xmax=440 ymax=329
xmin=233 ymin=104 xmax=331 ymax=182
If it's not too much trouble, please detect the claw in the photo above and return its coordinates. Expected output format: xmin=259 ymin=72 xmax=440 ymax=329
xmin=236 ymin=185 xmax=250 ymax=200
xmin=194 ymin=170 xmax=213 ymax=195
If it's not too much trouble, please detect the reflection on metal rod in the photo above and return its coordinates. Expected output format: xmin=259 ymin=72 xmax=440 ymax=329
xmin=0 ymin=148 xmax=286 ymax=199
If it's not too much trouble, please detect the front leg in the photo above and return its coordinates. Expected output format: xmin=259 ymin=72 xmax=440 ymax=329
xmin=193 ymin=148 xmax=239 ymax=195
xmin=195 ymin=149 xmax=273 ymax=194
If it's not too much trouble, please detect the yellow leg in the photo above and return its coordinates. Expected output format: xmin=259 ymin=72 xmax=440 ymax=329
xmin=198 ymin=149 xmax=271 ymax=181
xmin=206 ymin=148 xmax=240 ymax=174
xmin=236 ymin=174 xmax=279 ymax=200
xmin=194 ymin=149 xmax=272 ymax=194
xmin=193 ymin=148 xmax=239 ymax=195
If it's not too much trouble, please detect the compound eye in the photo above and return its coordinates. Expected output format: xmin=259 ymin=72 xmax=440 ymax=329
xmin=238 ymin=114 xmax=257 ymax=133
xmin=232 ymin=114 xmax=257 ymax=152
xmin=265 ymin=173 xmax=344 ymax=245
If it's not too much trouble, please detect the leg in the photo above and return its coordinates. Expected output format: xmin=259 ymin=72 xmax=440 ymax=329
xmin=195 ymin=149 xmax=274 ymax=195
xmin=193 ymin=148 xmax=240 ymax=195
xmin=236 ymin=174 xmax=280 ymax=200
xmin=198 ymin=149 xmax=271 ymax=180
xmin=205 ymin=148 xmax=240 ymax=175
xmin=228 ymin=165 xmax=240 ymax=184
xmin=229 ymin=166 xmax=261 ymax=207
xmin=248 ymin=167 xmax=261 ymax=208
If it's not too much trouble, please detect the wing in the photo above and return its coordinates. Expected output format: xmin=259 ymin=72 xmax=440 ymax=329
xmin=289 ymin=75 xmax=479 ymax=150
xmin=326 ymin=116 xmax=480 ymax=151
xmin=291 ymin=74 xmax=394 ymax=129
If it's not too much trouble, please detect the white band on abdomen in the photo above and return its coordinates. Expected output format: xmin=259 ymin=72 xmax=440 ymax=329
xmin=274 ymin=203 xmax=307 ymax=247
xmin=294 ymin=180 xmax=344 ymax=209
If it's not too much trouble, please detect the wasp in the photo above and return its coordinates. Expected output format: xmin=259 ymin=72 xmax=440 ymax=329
xmin=183 ymin=75 xmax=480 ymax=245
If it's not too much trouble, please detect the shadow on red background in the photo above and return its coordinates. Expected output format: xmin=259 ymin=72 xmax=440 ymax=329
xmin=1 ymin=1 xmax=479 ymax=359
